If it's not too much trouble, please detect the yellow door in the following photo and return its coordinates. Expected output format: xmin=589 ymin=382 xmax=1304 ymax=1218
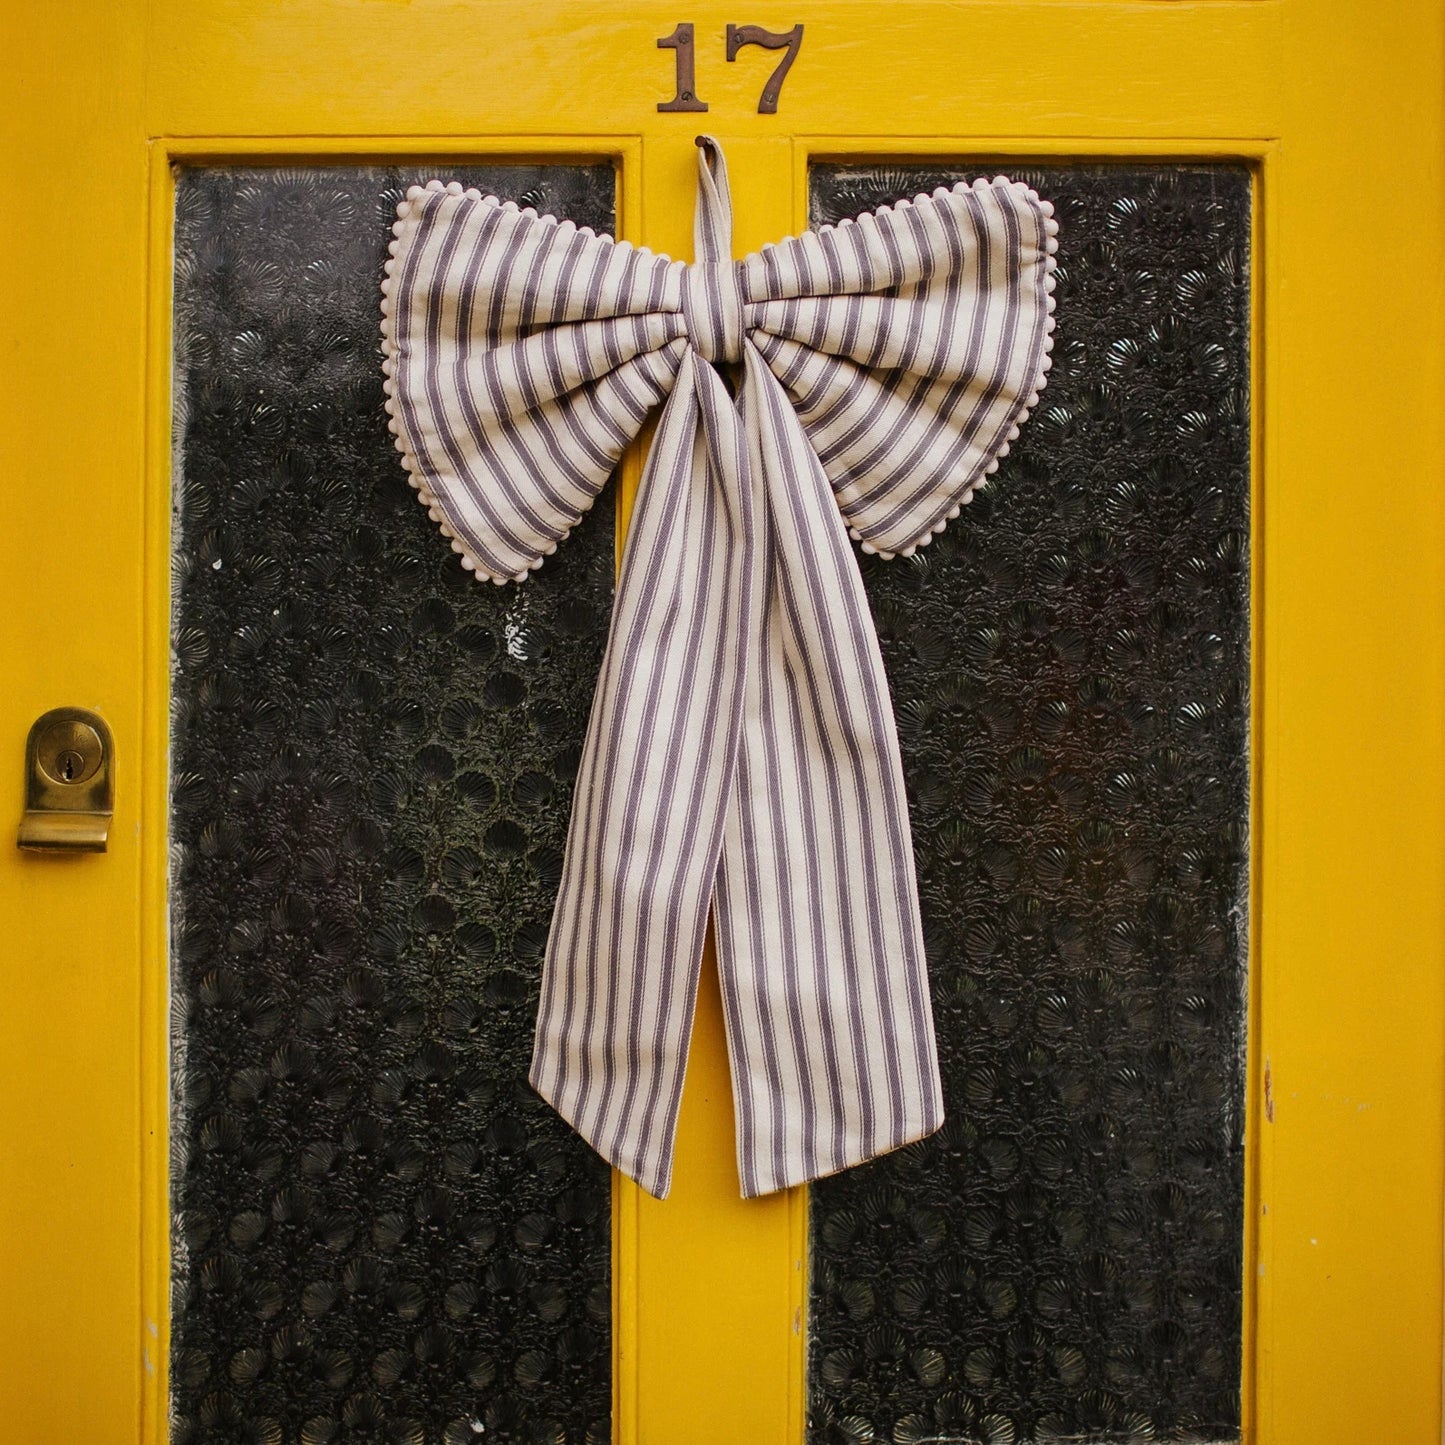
xmin=3 ymin=4 xmax=1442 ymax=1442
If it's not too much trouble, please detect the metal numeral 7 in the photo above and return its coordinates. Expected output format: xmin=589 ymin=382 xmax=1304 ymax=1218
xmin=726 ymin=23 xmax=804 ymax=114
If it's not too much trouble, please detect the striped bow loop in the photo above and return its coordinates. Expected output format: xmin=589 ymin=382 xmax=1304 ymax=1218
xmin=380 ymin=138 xmax=1057 ymax=1199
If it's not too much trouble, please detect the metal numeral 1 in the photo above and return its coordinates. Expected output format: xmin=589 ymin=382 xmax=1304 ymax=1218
xmin=726 ymin=23 xmax=804 ymax=114
xmin=657 ymin=23 xmax=709 ymax=113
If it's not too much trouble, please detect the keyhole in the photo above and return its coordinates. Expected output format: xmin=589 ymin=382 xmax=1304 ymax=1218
xmin=57 ymin=750 xmax=83 ymax=782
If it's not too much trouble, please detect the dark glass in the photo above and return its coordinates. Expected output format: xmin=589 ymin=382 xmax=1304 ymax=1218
xmin=169 ymin=165 xmax=616 ymax=1445
xmin=806 ymin=164 xmax=1251 ymax=1445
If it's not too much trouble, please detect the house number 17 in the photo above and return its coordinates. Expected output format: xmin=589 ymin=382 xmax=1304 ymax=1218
xmin=657 ymin=22 xmax=805 ymax=115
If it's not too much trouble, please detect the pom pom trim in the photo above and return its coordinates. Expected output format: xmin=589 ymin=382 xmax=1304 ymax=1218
xmin=380 ymin=184 xmax=590 ymax=586
xmin=844 ymin=177 xmax=1059 ymax=562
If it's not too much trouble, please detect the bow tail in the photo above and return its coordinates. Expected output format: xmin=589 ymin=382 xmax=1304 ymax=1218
xmin=529 ymin=351 xmax=760 ymax=1199
xmin=713 ymin=346 xmax=945 ymax=1198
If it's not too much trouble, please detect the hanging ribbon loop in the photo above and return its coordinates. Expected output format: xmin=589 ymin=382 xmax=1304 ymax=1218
xmin=692 ymin=134 xmax=735 ymax=264
xmin=380 ymin=138 xmax=1058 ymax=1198
xmin=682 ymin=139 xmax=745 ymax=364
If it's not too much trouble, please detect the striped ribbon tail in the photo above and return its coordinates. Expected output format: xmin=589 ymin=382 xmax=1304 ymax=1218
xmin=529 ymin=353 xmax=760 ymax=1198
xmin=714 ymin=347 xmax=943 ymax=1199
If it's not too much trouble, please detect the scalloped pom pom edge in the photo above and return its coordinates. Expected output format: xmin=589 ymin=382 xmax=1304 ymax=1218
xmin=847 ymin=178 xmax=1059 ymax=562
xmin=381 ymin=185 xmax=570 ymax=586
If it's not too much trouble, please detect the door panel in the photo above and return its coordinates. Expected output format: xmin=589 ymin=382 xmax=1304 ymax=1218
xmin=2 ymin=5 xmax=1443 ymax=1445
xmin=805 ymin=163 xmax=1250 ymax=1444
xmin=168 ymin=165 xmax=616 ymax=1445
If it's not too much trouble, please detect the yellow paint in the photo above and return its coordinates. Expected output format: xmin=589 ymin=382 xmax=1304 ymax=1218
xmin=0 ymin=3 xmax=1441 ymax=1443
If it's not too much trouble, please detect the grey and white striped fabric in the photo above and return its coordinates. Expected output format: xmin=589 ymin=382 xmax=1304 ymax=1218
xmin=380 ymin=137 xmax=1057 ymax=1198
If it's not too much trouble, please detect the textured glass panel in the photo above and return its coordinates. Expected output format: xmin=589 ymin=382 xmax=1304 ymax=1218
xmin=806 ymin=165 xmax=1250 ymax=1445
xmin=169 ymin=166 xmax=615 ymax=1445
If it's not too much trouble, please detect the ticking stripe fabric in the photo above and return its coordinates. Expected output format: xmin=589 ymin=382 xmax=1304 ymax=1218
xmin=380 ymin=138 xmax=1058 ymax=1199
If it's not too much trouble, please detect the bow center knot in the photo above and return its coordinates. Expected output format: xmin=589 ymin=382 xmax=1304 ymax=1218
xmin=682 ymin=260 xmax=746 ymax=364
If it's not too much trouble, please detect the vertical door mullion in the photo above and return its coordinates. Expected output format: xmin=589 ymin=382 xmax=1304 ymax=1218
xmin=618 ymin=135 xmax=807 ymax=1445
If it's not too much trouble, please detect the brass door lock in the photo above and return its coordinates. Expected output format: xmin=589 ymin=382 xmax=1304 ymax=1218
xmin=17 ymin=707 xmax=114 ymax=852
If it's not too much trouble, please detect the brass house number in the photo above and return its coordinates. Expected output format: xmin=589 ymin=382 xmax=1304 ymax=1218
xmin=658 ymin=22 xmax=804 ymax=114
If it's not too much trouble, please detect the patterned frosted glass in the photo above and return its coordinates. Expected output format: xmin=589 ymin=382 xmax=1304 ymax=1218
xmin=805 ymin=164 xmax=1251 ymax=1445
xmin=169 ymin=165 xmax=615 ymax=1445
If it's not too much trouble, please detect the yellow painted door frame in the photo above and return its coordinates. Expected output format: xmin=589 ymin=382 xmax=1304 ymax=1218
xmin=2 ymin=3 xmax=1443 ymax=1442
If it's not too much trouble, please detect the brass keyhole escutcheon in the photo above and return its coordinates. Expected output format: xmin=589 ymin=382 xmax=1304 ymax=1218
xmin=36 ymin=719 xmax=103 ymax=787
xmin=17 ymin=707 xmax=114 ymax=852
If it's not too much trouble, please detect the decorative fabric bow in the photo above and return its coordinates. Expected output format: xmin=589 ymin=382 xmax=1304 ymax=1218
xmin=380 ymin=137 xmax=1057 ymax=1199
